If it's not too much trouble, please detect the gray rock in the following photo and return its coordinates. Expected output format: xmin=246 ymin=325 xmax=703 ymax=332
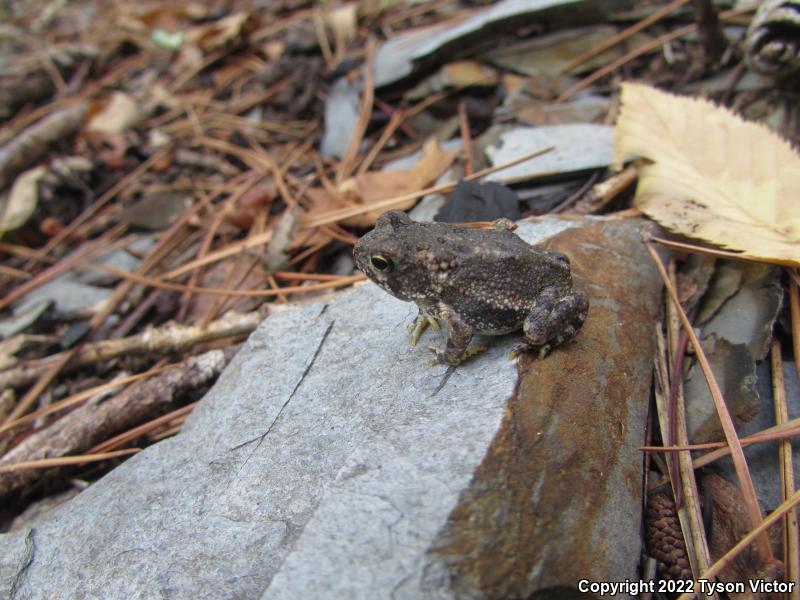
xmin=75 ymin=235 xmax=155 ymax=285
xmin=373 ymin=0 xmax=629 ymax=88
xmin=712 ymin=360 xmax=800 ymax=513
xmin=685 ymin=262 xmax=783 ymax=443
xmin=13 ymin=274 xmax=111 ymax=317
xmin=717 ymin=360 xmax=800 ymax=513
xmin=0 ymin=217 xmax=661 ymax=599
xmin=320 ymin=77 xmax=361 ymax=159
xmin=485 ymin=124 xmax=614 ymax=182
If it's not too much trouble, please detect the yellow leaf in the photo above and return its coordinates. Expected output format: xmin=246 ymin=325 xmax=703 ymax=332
xmin=613 ymin=82 xmax=800 ymax=265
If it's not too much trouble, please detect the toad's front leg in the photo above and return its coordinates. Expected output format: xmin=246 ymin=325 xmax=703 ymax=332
xmin=427 ymin=304 xmax=480 ymax=366
xmin=407 ymin=308 xmax=440 ymax=347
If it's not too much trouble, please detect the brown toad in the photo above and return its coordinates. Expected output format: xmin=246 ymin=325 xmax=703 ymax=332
xmin=353 ymin=211 xmax=588 ymax=366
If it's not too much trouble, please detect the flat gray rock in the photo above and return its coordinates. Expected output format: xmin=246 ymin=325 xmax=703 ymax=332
xmin=320 ymin=77 xmax=361 ymax=158
xmin=485 ymin=124 xmax=614 ymax=182
xmin=0 ymin=217 xmax=661 ymax=599
xmin=373 ymin=0 xmax=626 ymax=88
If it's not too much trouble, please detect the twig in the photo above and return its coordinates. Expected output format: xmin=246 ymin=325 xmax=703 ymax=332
xmin=791 ymin=274 xmax=800 ymax=386
xmin=164 ymin=217 xmax=271 ymax=281
xmin=646 ymin=241 xmax=772 ymax=561
xmin=0 ymin=347 xmax=239 ymax=495
xmin=0 ymin=231 xmax=133 ymax=312
xmin=0 ymin=310 xmax=264 ymax=391
xmin=0 ymin=102 xmax=87 ymax=189
xmin=0 ymin=366 xmax=170 ymax=436
xmin=458 ymin=99 xmax=473 ymax=176
xmin=0 ymin=449 xmax=141 ymax=475
xmin=89 ymin=173 xmax=257 ymax=335
xmin=693 ymin=0 xmax=726 ymax=64
xmin=650 ymin=236 xmax=800 ymax=268
xmin=570 ymin=161 xmax=642 ymax=214
xmin=95 ymin=266 xmax=365 ymax=299
xmin=648 ymin=420 xmax=800 ymax=494
xmin=357 ymin=109 xmax=405 ymax=175
xmin=641 ymin=421 xmax=800 ymax=452
xmin=557 ymin=7 xmax=754 ymax=103
xmin=302 ymin=145 xmax=555 ymax=228
xmin=4 ymin=349 xmax=77 ymax=425
xmin=653 ymin=326 xmax=710 ymax=581
xmin=772 ymin=337 xmax=800 ymax=595
xmin=88 ymin=403 xmax=197 ymax=454
xmin=30 ymin=146 xmax=172 ymax=262
xmin=337 ymin=36 xmax=377 ymax=183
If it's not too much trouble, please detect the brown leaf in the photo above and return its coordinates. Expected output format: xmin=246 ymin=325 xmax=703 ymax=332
xmin=86 ymin=92 xmax=143 ymax=134
xmin=318 ymin=137 xmax=456 ymax=227
xmin=701 ymin=472 xmax=785 ymax=599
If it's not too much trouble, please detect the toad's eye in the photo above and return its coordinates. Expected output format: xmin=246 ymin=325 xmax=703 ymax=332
xmin=370 ymin=255 xmax=393 ymax=272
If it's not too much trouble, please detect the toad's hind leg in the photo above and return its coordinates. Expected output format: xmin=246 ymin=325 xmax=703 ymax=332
xmin=519 ymin=288 xmax=589 ymax=357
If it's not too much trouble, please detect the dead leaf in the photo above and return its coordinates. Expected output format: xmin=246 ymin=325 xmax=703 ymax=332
xmin=263 ymin=205 xmax=300 ymax=272
xmin=116 ymin=191 xmax=194 ymax=230
xmin=613 ymin=82 xmax=800 ymax=265
xmin=185 ymin=11 xmax=250 ymax=53
xmin=441 ymin=60 xmax=497 ymax=88
xmin=407 ymin=60 xmax=497 ymax=100
xmin=328 ymin=4 xmax=357 ymax=60
xmin=184 ymin=258 xmax=266 ymax=323
xmin=87 ymin=92 xmax=143 ymax=134
xmin=336 ymin=137 xmax=456 ymax=226
xmin=701 ymin=472 xmax=785 ymax=598
xmin=0 ymin=166 xmax=46 ymax=233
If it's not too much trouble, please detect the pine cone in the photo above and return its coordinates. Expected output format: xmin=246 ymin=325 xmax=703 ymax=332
xmin=745 ymin=0 xmax=800 ymax=79
xmin=646 ymin=492 xmax=692 ymax=581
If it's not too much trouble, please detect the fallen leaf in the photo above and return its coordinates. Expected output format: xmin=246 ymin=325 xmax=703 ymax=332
xmin=186 ymin=11 xmax=250 ymax=53
xmin=441 ymin=60 xmax=497 ymax=88
xmin=613 ymin=82 xmax=800 ymax=265
xmin=115 ymin=191 xmax=194 ymax=230
xmin=336 ymin=137 xmax=456 ymax=226
xmin=0 ymin=335 xmax=28 ymax=369
xmin=87 ymin=92 xmax=143 ymax=134
xmin=263 ymin=205 xmax=300 ymax=272
xmin=0 ymin=166 xmax=46 ymax=233
xmin=406 ymin=60 xmax=497 ymax=100
xmin=328 ymin=4 xmax=357 ymax=59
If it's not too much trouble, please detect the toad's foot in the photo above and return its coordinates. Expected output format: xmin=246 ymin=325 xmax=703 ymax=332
xmin=509 ymin=342 xmax=553 ymax=361
xmin=428 ymin=344 xmax=487 ymax=367
xmin=407 ymin=314 xmax=440 ymax=347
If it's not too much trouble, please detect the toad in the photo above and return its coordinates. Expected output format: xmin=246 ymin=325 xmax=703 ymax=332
xmin=353 ymin=211 xmax=588 ymax=366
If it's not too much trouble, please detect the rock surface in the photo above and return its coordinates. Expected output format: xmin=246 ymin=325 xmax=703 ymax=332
xmin=485 ymin=124 xmax=614 ymax=182
xmin=1 ymin=216 xmax=662 ymax=599
xmin=373 ymin=0 xmax=628 ymax=88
